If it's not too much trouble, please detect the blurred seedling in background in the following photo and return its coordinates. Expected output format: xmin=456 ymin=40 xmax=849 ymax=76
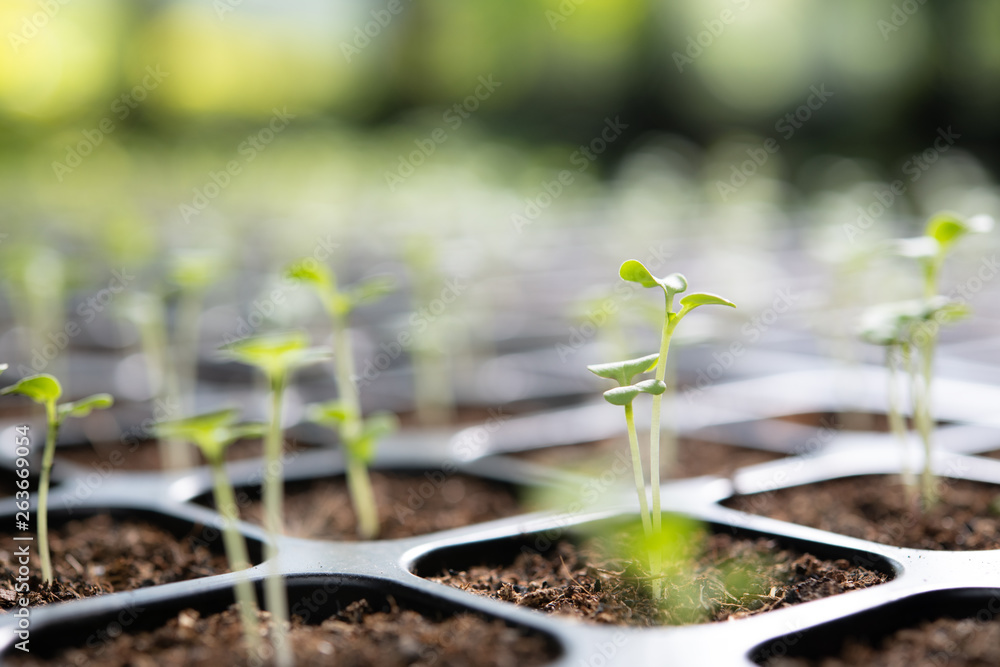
xmin=401 ymin=235 xmax=457 ymax=425
xmin=153 ymin=409 xmax=264 ymax=659
xmin=221 ymin=331 xmax=330 ymax=667
xmin=287 ymin=260 xmax=398 ymax=538
xmin=2 ymin=246 xmax=67 ymax=375
xmin=1 ymin=374 xmax=112 ymax=584
xmin=115 ymin=249 xmax=224 ymax=470
xmin=119 ymin=292 xmax=190 ymax=469
xmin=875 ymin=211 xmax=993 ymax=507
xmin=861 ymin=297 xmax=969 ymax=503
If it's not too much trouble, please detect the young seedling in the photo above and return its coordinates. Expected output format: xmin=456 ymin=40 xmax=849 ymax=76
xmin=153 ymin=409 xmax=264 ymax=659
xmin=861 ymin=297 xmax=971 ymax=505
xmin=287 ymin=260 xmax=397 ymax=537
xmin=169 ymin=250 xmax=224 ymax=410
xmin=308 ymin=403 xmax=398 ymax=538
xmin=888 ymin=212 xmax=993 ymax=505
xmin=617 ymin=260 xmax=735 ymax=551
xmin=221 ymin=331 xmax=330 ymax=667
xmin=119 ymin=292 xmax=193 ymax=470
xmin=401 ymin=237 xmax=457 ymax=425
xmin=0 ymin=374 xmax=112 ymax=584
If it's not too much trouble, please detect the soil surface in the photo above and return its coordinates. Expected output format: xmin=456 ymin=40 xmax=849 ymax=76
xmin=10 ymin=599 xmax=555 ymax=667
xmin=515 ymin=438 xmax=783 ymax=479
xmin=725 ymin=475 xmax=1000 ymax=550
xmin=55 ymin=438 xmax=312 ymax=472
xmin=775 ymin=412 xmax=891 ymax=432
xmin=204 ymin=472 xmax=524 ymax=541
xmin=0 ymin=515 xmax=228 ymax=609
xmin=767 ymin=615 xmax=1000 ymax=666
xmin=430 ymin=532 xmax=888 ymax=626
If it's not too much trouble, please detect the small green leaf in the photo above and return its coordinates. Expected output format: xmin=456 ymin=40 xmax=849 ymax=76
xmin=601 ymin=379 xmax=666 ymax=406
xmin=925 ymin=212 xmax=968 ymax=249
xmin=679 ymin=292 xmax=736 ymax=310
xmin=58 ymin=393 xmax=114 ymax=420
xmin=587 ymin=353 xmax=659 ymax=386
xmin=619 ymin=260 xmax=688 ymax=297
xmin=221 ymin=332 xmax=331 ymax=379
xmin=348 ymin=275 xmax=396 ymax=306
xmin=619 ymin=260 xmax=659 ymax=288
xmin=345 ymin=411 xmax=398 ymax=463
xmin=1 ymin=374 xmax=61 ymax=405
xmin=660 ymin=273 xmax=688 ymax=294
xmin=153 ymin=408 xmax=258 ymax=461
xmin=286 ymin=260 xmax=334 ymax=290
xmin=308 ymin=400 xmax=355 ymax=427
xmin=171 ymin=250 xmax=223 ymax=289
xmin=634 ymin=379 xmax=667 ymax=396
xmin=859 ymin=301 xmax=922 ymax=346
xmin=603 ymin=385 xmax=640 ymax=406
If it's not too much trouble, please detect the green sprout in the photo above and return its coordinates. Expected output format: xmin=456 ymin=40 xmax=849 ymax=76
xmin=401 ymin=237 xmax=456 ymax=425
xmin=308 ymin=403 xmax=398 ymax=539
xmin=0 ymin=374 xmax=113 ymax=584
xmin=884 ymin=212 xmax=993 ymax=506
xmin=169 ymin=249 xmax=224 ymax=409
xmin=617 ymin=260 xmax=735 ymax=556
xmin=221 ymin=331 xmax=330 ymax=667
xmin=119 ymin=292 xmax=194 ymax=469
xmin=861 ymin=297 xmax=970 ymax=502
xmin=153 ymin=409 xmax=263 ymax=659
xmin=287 ymin=260 xmax=397 ymax=538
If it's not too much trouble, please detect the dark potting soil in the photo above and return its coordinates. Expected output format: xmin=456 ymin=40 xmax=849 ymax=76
xmin=9 ymin=598 xmax=556 ymax=667
xmin=514 ymin=437 xmax=783 ymax=479
xmin=430 ymin=532 xmax=887 ymax=627
xmin=767 ymin=615 xmax=1000 ymax=667
xmin=54 ymin=437 xmax=312 ymax=472
xmin=725 ymin=475 xmax=1000 ymax=550
xmin=206 ymin=471 xmax=524 ymax=541
xmin=775 ymin=412 xmax=891 ymax=432
xmin=0 ymin=514 xmax=228 ymax=609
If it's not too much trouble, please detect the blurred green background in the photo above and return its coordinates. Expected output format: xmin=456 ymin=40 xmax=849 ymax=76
xmin=1 ymin=0 xmax=999 ymax=277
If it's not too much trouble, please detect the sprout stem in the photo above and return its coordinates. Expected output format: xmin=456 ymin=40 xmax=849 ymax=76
xmin=331 ymin=309 xmax=381 ymax=539
xmin=39 ymin=401 xmax=58 ymax=584
xmin=209 ymin=460 xmax=262 ymax=658
xmin=624 ymin=403 xmax=652 ymax=537
xmin=262 ymin=373 xmax=293 ymax=667
xmin=347 ymin=456 xmax=379 ymax=539
xmin=650 ymin=304 xmax=680 ymax=545
xmin=886 ymin=345 xmax=914 ymax=492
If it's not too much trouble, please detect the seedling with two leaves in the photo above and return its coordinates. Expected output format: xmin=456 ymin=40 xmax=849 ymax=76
xmin=221 ymin=331 xmax=330 ymax=667
xmin=287 ymin=260 xmax=398 ymax=540
xmin=0 ymin=373 xmax=113 ymax=584
xmin=153 ymin=409 xmax=265 ymax=659
xmin=862 ymin=211 xmax=993 ymax=508
xmin=588 ymin=260 xmax=735 ymax=597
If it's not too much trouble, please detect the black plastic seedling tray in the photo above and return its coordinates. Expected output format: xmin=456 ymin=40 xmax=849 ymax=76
xmin=2 ymin=348 xmax=1000 ymax=666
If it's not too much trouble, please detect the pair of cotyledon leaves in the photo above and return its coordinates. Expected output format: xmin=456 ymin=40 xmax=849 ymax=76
xmin=1 ymin=370 xmax=114 ymax=423
xmin=286 ymin=260 xmax=395 ymax=319
xmin=863 ymin=212 xmax=993 ymax=346
xmin=588 ymin=260 xmax=736 ymax=406
xmin=890 ymin=212 xmax=994 ymax=261
xmin=860 ymin=297 xmax=970 ymax=347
